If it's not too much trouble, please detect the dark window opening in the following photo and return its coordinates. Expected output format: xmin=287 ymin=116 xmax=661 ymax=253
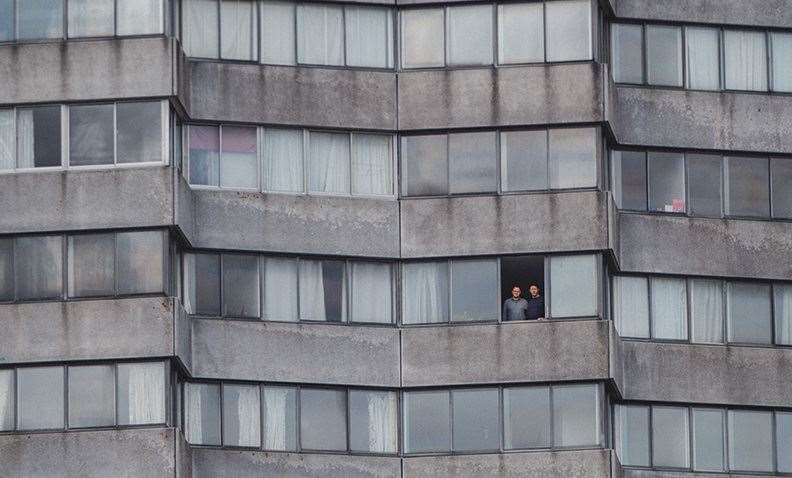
xmin=500 ymin=256 xmax=545 ymax=321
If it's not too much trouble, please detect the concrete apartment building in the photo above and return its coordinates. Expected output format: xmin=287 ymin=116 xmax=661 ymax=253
xmin=0 ymin=0 xmax=791 ymax=476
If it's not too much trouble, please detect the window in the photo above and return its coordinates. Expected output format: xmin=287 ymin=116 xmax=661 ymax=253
xmin=351 ymin=134 xmax=393 ymax=196
xmin=501 ymin=130 xmax=548 ymax=192
xmin=614 ymin=404 xmax=650 ymax=466
xmin=552 ymin=383 xmax=601 ymax=447
xmin=448 ymin=131 xmax=497 ymax=194
xmin=451 ymin=259 xmax=499 ymax=322
xmin=297 ymin=4 xmax=344 ymax=66
xmin=447 ymin=5 xmax=493 ymax=66
xmin=452 ymin=388 xmax=499 ymax=452
xmin=222 ymin=383 xmax=261 ymax=447
xmin=300 ymin=388 xmax=347 ymax=451
xmin=652 ymin=406 xmax=690 ymax=468
xmin=775 ymin=284 xmax=792 ymax=346
xmin=220 ymin=0 xmax=258 ymax=61
xmin=727 ymin=282 xmax=772 ymax=344
xmin=772 ymin=33 xmax=792 ymax=92
xmin=548 ymin=128 xmax=597 ymax=189
xmin=611 ymin=24 xmax=643 ymax=84
xmin=692 ymin=408 xmax=725 ymax=471
xmin=0 ymin=239 xmax=11 ymax=302
xmin=0 ymin=369 xmax=12 ymax=431
xmin=545 ymin=0 xmax=591 ymax=62
xmin=503 ymin=386 xmax=551 ymax=449
xmin=17 ymin=366 xmax=64 ymax=430
xmin=185 ymin=253 xmax=222 ymax=316
xmin=648 ymin=152 xmax=685 ymax=213
xmin=728 ymin=410 xmax=773 ymax=472
xmin=298 ymin=259 xmax=346 ymax=322
xmin=0 ymin=0 xmax=12 ymax=42
xmin=15 ymin=235 xmax=63 ymax=301
xmin=68 ymin=365 xmax=115 ymax=428
xmin=685 ymin=27 xmax=720 ymax=90
xmin=260 ymin=1 xmax=296 ymax=65
xmin=188 ymin=125 xmax=220 ymax=186
xmin=646 ymin=25 xmax=682 ymax=87
xmin=117 ymin=0 xmax=164 ymax=35
xmin=686 ymin=154 xmax=722 ymax=217
xmin=262 ymin=386 xmax=297 ymax=451
xmin=116 ymin=362 xmax=166 ymax=425
xmin=16 ymin=106 xmax=61 ymax=168
xmin=184 ymin=0 xmax=220 ymax=58
xmin=777 ymin=412 xmax=792 ymax=473
xmin=771 ymin=157 xmax=792 ymax=219
xmin=261 ymin=257 xmax=298 ymax=322
xmin=724 ymin=30 xmax=768 ymax=91
xmin=68 ymin=233 xmax=115 ymax=298
xmin=68 ymin=0 xmax=114 ymax=38
xmin=116 ymin=230 xmax=165 ymax=295
xmin=351 ymin=262 xmax=393 ymax=324
xmin=402 ymin=261 xmax=449 ymax=325
xmin=308 ymin=131 xmax=350 ymax=194
xmin=117 ymin=102 xmax=163 ymax=164
xmin=222 ymin=254 xmax=260 ymax=318
xmin=69 ymin=104 xmax=114 ymax=166
xmin=725 ymin=156 xmax=770 ymax=217
xmin=0 ymin=109 xmax=12 ymax=170
xmin=263 ymin=128 xmax=303 ymax=193
xmin=497 ymin=2 xmax=544 ymax=64
xmin=500 ymin=256 xmax=545 ymax=321
xmin=220 ymin=126 xmax=258 ymax=189
xmin=611 ymin=151 xmax=647 ymax=210
xmin=17 ymin=0 xmax=64 ymax=40
xmin=612 ymin=276 xmax=649 ymax=338
xmin=549 ymin=254 xmax=598 ymax=318
xmin=345 ymin=6 xmax=394 ymax=68
xmin=689 ymin=279 xmax=724 ymax=344
xmin=650 ymin=277 xmax=687 ymax=340
xmin=403 ymin=390 xmax=450 ymax=453
xmin=349 ymin=390 xmax=398 ymax=453
xmin=185 ymin=382 xmax=222 ymax=445
xmin=400 ymin=135 xmax=448 ymax=196
xmin=400 ymin=8 xmax=444 ymax=69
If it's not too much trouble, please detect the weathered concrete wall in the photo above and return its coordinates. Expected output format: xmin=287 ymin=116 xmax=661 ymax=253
xmin=402 ymin=450 xmax=615 ymax=478
xmin=619 ymin=214 xmax=792 ymax=280
xmin=192 ymin=449 xmax=401 ymax=478
xmin=609 ymin=320 xmax=625 ymax=398
xmin=400 ymin=191 xmax=608 ymax=258
xmin=176 ymin=431 xmax=193 ymax=478
xmin=0 ymin=38 xmax=176 ymax=105
xmin=189 ymin=62 xmax=396 ymax=130
xmin=0 ymin=297 xmax=174 ymax=365
xmin=174 ymin=172 xmax=197 ymax=246
xmin=622 ymin=341 xmax=792 ymax=408
xmin=191 ymin=319 xmax=400 ymax=387
xmin=615 ymin=0 xmax=792 ymax=28
xmin=398 ymin=64 xmax=604 ymax=130
xmin=612 ymin=87 xmax=792 ymax=154
xmin=0 ymin=428 xmax=177 ymax=478
xmin=0 ymin=168 xmax=173 ymax=234
xmin=174 ymin=301 xmax=193 ymax=374
xmin=401 ymin=320 xmax=610 ymax=387
xmin=192 ymin=191 xmax=400 ymax=257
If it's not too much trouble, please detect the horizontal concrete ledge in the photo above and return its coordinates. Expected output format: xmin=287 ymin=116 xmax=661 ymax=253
xmin=191 ymin=190 xmax=401 ymax=258
xmin=400 ymin=191 xmax=609 ymax=258
xmin=398 ymin=63 xmax=605 ymax=130
xmin=618 ymin=213 xmax=792 ymax=280
xmin=401 ymin=320 xmax=612 ymax=387
xmin=191 ymin=319 xmax=401 ymax=387
xmin=623 ymin=469 xmax=768 ymax=478
xmin=622 ymin=340 xmax=792 ymax=408
xmin=615 ymin=0 xmax=792 ymax=29
xmin=0 ymin=428 xmax=178 ymax=478
xmin=0 ymin=297 xmax=175 ymax=365
xmin=192 ymin=449 xmax=401 ymax=478
xmin=403 ymin=449 xmax=616 ymax=478
xmin=0 ymin=37 xmax=177 ymax=105
xmin=189 ymin=62 xmax=396 ymax=130
xmin=612 ymin=86 xmax=792 ymax=154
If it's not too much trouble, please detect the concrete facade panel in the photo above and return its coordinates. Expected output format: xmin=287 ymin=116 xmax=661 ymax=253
xmin=175 ymin=174 xmax=197 ymax=246
xmin=400 ymin=191 xmax=608 ymax=258
xmin=616 ymin=0 xmax=792 ymax=28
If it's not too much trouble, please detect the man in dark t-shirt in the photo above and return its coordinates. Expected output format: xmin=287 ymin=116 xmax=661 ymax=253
xmin=525 ymin=284 xmax=545 ymax=320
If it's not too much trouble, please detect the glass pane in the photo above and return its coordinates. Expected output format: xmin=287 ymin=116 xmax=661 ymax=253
xmin=552 ymin=383 xmax=600 ymax=447
xmin=300 ymin=388 xmax=347 ymax=451
xmin=498 ymin=2 xmax=543 ymax=64
xmin=652 ymin=406 xmax=690 ymax=468
xmin=221 ymin=126 xmax=258 ymax=189
xmin=68 ymin=0 xmax=114 ymax=37
xmin=402 ymin=261 xmax=449 ymax=324
xmin=611 ymin=24 xmax=643 ymax=84
xmin=650 ymin=277 xmax=688 ymax=340
xmin=447 ymin=5 xmax=493 ymax=66
xmin=401 ymin=8 xmax=444 ymax=68
xmin=68 ymin=365 xmax=115 ymax=428
xmin=727 ymin=282 xmax=772 ymax=344
xmin=17 ymin=366 xmax=64 ymax=430
xmin=222 ymin=254 xmax=260 ymax=318
xmin=185 ymin=382 xmax=221 ymax=445
xmin=0 ymin=239 xmax=11 ymax=301
xmin=351 ymin=134 xmax=392 ymax=196
xmin=0 ymin=369 xmax=12 ymax=431
xmin=777 ymin=412 xmax=792 ymax=473
xmin=297 ymin=4 xmax=344 ymax=66
xmin=501 ymin=130 xmax=548 ymax=192
xmin=400 ymin=135 xmax=448 ymax=196
xmin=17 ymin=0 xmax=63 ymax=40
xmin=404 ymin=390 xmax=450 ymax=453
xmin=117 ymin=0 xmax=163 ymax=35
xmin=15 ymin=235 xmax=63 ymax=301
xmin=690 ymin=279 xmax=724 ymax=344
xmin=646 ymin=25 xmax=683 ymax=87
xmin=612 ymin=276 xmax=649 ymax=338
xmin=349 ymin=390 xmax=398 ymax=453
xmin=451 ymin=259 xmax=498 ymax=322
xmin=648 ymin=152 xmax=686 ymax=212
xmin=771 ymin=157 xmax=792 ymax=219
xmin=299 ymin=259 xmax=346 ymax=322
xmin=693 ymin=408 xmax=725 ymax=471
xmin=724 ymin=30 xmax=768 ymax=91
xmin=262 ymin=386 xmax=297 ymax=451
xmin=687 ymin=154 xmax=722 ymax=217
xmin=0 ymin=0 xmax=12 ymax=41
xmin=345 ymin=6 xmax=393 ymax=68
xmin=16 ymin=106 xmax=61 ymax=168
xmin=503 ymin=386 xmax=551 ymax=449
xmin=262 ymin=257 xmax=298 ymax=322
xmin=222 ymin=384 xmax=261 ymax=447
xmin=260 ymin=1 xmax=296 ymax=65
xmin=185 ymin=253 xmax=221 ymax=316
xmin=351 ymin=262 xmax=392 ymax=324
xmin=614 ymin=404 xmax=650 ymax=467
xmin=308 ymin=132 xmax=350 ymax=194
xmin=116 ymin=230 xmax=164 ymax=295
xmin=725 ymin=156 xmax=770 ymax=217
xmin=775 ymin=284 xmax=792 ymax=346
xmin=0 ymin=109 xmax=13 ymax=170
xmin=220 ymin=0 xmax=257 ymax=61
xmin=686 ymin=27 xmax=720 ymax=90
xmin=728 ymin=410 xmax=773 ymax=472
xmin=189 ymin=125 xmax=220 ymax=186
xmin=550 ymin=254 xmax=597 ymax=318
xmin=117 ymin=101 xmax=162 ymax=164
xmin=772 ymin=33 xmax=792 ymax=92
xmin=67 ymin=233 xmax=115 ymax=298
xmin=449 ymin=131 xmax=497 ymax=194
xmin=183 ymin=0 xmax=219 ymax=58
xmin=69 ymin=104 xmax=114 ymax=166
xmin=611 ymin=150 xmax=647 ymax=210
xmin=545 ymin=0 xmax=591 ymax=62
xmin=116 ymin=362 xmax=165 ymax=425
xmin=263 ymin=128 xmax=303 ymax=193
xmin=452 ymin=388 xmax=499 ymax=452
xmin=548 ymin=128 xmax=597 ymax=189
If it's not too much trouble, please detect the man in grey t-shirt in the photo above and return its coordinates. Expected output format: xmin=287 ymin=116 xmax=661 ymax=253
xmin=502 ymin=286 xmax=529 ymax=321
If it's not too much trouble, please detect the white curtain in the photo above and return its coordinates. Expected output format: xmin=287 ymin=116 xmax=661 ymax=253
xmin=226 ymin=385 xmax=260 ymax=447
xmin=549 ymin=254 xmax=598 ymax=318
xmin=219 ymin=126 xmax=258 ymax=189
xmin=299 ymin=260 xmax=346 ymax=321
xmin=686 ymin=27 xmax=720 ymax=90
xmin=650 ymin=277 xmax=688 ymax=340
xmin=260 ymin=1 xmax=296 ymax=65
xmin=0 ymin=369 xmax=12 ymax=431
xmin=186 ymin=383 xmax=204 ymax=444
xmin=124 ymin=363 xmax=165 ymax=425
xmin=498 ymin=2 xmax=544 ymax=65
xmin=68 ymin=0 xmax=114 ymax=37
xmin=16 ymin=109 xmax=34 ymax=168
xmin=351 ymin=262 xmax=392 ymax=323
xmin=724 ymin=30 xmax=767 ymax=91
xmin=117 ymin=0 xmax=163 ymax=35
xmin=612 ymin=276 xmax=649 ymax=338
xmin=447 ymin=4 xmax=493 ymax=66
xmin=221 ymin=0 xmax=257 ymax=60
xmin=690 ymin=279 xmax=724 ymax=343
xmin=775 ymin=284 xmax=792 ymax=345
xmin=297 ymin=4 xmax=344 ymax=65
xmin=366 ymin=392 xmax=397 ymax=453
xmin=0 ymin=109 xmax=13 ymax=170
xmin=403 ymin=262 xmax=447 ymax=324
xmin=263 ymin=128 xmax=303 ymax=192
xmin=772 ymin=33 xmax=792 ymax=93
xmin=262 ymin=257 xmax=298 ymax=321
xmin=351 ymin=134 xmax=392 ymax=195
xmin=344 ymin=6 xmax=392 ymax=68
xmin=183 ymin=0 xmax=219 ymax=58
xmin=308 ymin=132 xmax=350 ymax=194
xmin=263 ymin=387 xmax=292 ymax=450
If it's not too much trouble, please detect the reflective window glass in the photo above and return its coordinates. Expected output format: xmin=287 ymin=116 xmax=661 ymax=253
xmin=222 ymin=254 xmax=260 ymax=318
xmin=349 ymin=390 xmax=398 ymax=454
xmin=727 ymin=281 xmax=772 ymax=344
xmin=69 ymin=104 xmax=114 ymax=166
xmin=452 ymin=388 xmax=499 ymax=452
xmin=402 ymin=261 xmax=449 ymax=324
xmin=15 ymin=235 xmax=63 ymax=301
xmin=116 ymin=230 xmax=165 ymax=295
xmin=652 ymin=406 xmax=690 ymax=468
xmin=404 ymin=390 xmax=450 ymax=453
xmin=612 ymin=276 xmax=649 ymax=338
xmin=300 ymin=388 xmax=347 ymax=451
xmin=447 ymin=5 xmax=493 ymax=66
xmin=16 ymin=106 xmax=61 ymax=168
xmin=725 ymin=156 xmax=770 ymax=217
xmin=550 ymin=254 xmax=597 ymax=318
xmin=648 ymin=152 xmax=685 ymax=213
xmin=68 ymin=0 xmax=114 ymax=38
xmin=548 ymin=128 xmax=597 ymax=189
xmin=693 ymin=408 xmax=725 ymax=471
xmin=17 ymin=0 xmax=64 ymax=40
xmin=646 ymin=25 xmax=683 ymax=86
xmin=728 ymin=410 xmax=773 ymax=472
xmin=67 ymin=233 xmax=115 ymax=298
xmin=687 ymin=154 xmax=722 ymax=217
xmin=552 ymin=383 xmax=600 ymax=447
xmin=451 ymin=259 xmax=499 ymax=322
xmin=299 ymin=259 xmax=346 ymax=322
xmin=614 ymin=404 xmax=650 ymax=467
xmin=504 ymin=386 xmax=551 ymax=449
xmin=116 ymin=362 xmax=166 ymax=426
xmin=501 ymin=130 xmax=548 ymax=192
xmin=612 ymin=24 xmax=643 ymax=84
xmin=117 ymin=101 xmax=162 ymax=164
xmin=498 ymin=2 xmax=543 ymax=64
xmin=222 ymin=383 xmax=261 ymax=447
xmin=68 ymin=365 xmax=115 ymax=428
xmin=297 ymin=4 xmax=344 ymax=66
xmin=611 ymin=150 xmax=647 ymax=210
xmin=401 ymin=135 xmax=448 ymax=196
xmin=17 ymin=366 xmax=64 ymax=430
xmin=545 ymin=0 xmax=591 ymax=62
xmin=185 ymin=382 xmax=221 ymax=445
xmin=401 ymin=8 xmax=444 ymax=68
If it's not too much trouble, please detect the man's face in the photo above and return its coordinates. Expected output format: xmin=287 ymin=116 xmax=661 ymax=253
xmin=511 ymin=287 xmax=521 ymax=299
xmin=529 ymin=285 xmax=539 ymax=297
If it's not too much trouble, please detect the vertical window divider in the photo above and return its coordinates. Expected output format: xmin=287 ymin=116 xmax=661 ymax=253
xmin=258 ymin=126 xmax=265 ymax=192
xmin=685 ymin=278 xmax=693 ymax=342
xmin=62 ymin=365 xmax=69 ymax=430
xmin=722 ymin=280 xmax=729 ymax=344
xmin=682 ymin=152 xmax=689 ymax=215
xmin=548 ymin=385 xmax=555 ymax=450
xmin=295 ymin=256 xmax=302 ymax=321
xmin=646 ymin=275 xmax=654 ymax=339
xmin=218 ymin=125 xmax=224 ymax=188
xmin=447 ymin=258 xmax=453 ymax=323
xmin=112 ymin=103 xmax=118 ymax=165
xmin=218 ymin=253 xmax=225 ymax=318
xmin=448 ymin=389 xmax=454 ymax=453
xmin=62 ymin=104 xmax=70 ymax=169
xmin=218 ymin=381 xmax=225 ymax=446
xmin=724 ymin=408 xmax=731 ymax=471
xmin=345 ymin=259 xmax=352 ymax=323
xmin=768 ymin=156 xmax=775 ymax=219
xmin=718 ymin=154 xmax=725 ymax=217
xmin=770 ymin=282 xmax=777 ymax=346
xmin=542 ymin=1 xmax=548 ymax=63
xmin=497 ymin=386 xmax=504 ymax=452
xmin=496 ymin=257 xmax=502 ymax=323
xmin=344 ymin=388 xmax=351 ymax=452
xmin=772 ymin=410 xmax=779 ymax=473
xmin=113 ymin=0 xmax=119 ymax=37
xmin=544 ymin=129 xmax=550 ymax=193
xmin=302 ymin=129 xmax=309 ymax=194
xmin=216 ymin=0 xmax=222 ymax=60
xmin=12 ymin=368 xmax=17 ymax=431
xmin=112 ymin=231 xmax=119 ymax=297
xmin=60 ymin=234 xmax=68 ymax=300
xmin=341 ymin=5 xmax=347 ymax=67
xmin=687 ymin=406 xmax=694 ymax=470
xmin=641 ymin=23 xmax=647 ymax=86
xmin=680 ymin=25 xmax=688 ymax=91
xmin=491 ymin=2 xmax=497 ymax=67
xmin=544 ymin=255 xmax=550 ymax=319
xmin=295 ymin=385 xmax=302 ymax=452
xmin=347 ymin=132 xmax=354 ymax=196
xmin=442 ymin=6 xmax=448 ymax=67
xmin=648 ymin=403 xmax=655 ymax=467
xmin=765 ymin=31 xmax=772 ymax=92
xmin=719 ymin=27 xmax=726 ymax=92
xmin=161 ymin=100 xmax=170 ymax=166
xmin=642 ymin=151 xmax=649 ymax=211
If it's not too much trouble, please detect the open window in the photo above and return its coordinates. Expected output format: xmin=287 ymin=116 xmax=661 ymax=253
xmin=500 ymin=256 xmax=545 ymax=320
